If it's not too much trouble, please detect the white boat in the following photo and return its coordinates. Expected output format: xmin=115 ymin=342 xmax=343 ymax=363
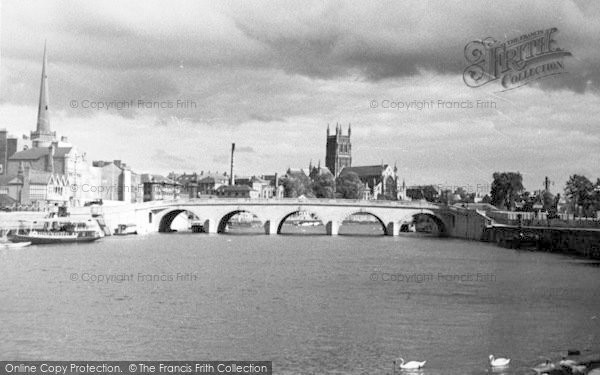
xmin=11 ymin=217 xmax=102 ymax=245
xmin=114 ymin=223 xmax=138 ymax=235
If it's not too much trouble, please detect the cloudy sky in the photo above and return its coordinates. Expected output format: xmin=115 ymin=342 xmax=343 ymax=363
xmin=1 ymin=0 xmax=599 ymax=193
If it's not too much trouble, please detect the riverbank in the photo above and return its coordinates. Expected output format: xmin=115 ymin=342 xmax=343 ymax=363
xmin=482 ymin=224 xmax=600 ymax=259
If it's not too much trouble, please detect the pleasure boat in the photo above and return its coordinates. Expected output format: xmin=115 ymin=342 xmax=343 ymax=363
xmin=11 ymin=218 xmax=103 ymax=244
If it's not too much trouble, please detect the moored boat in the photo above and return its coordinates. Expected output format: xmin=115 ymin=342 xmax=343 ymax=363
xmin=114 ymin=223 xmax=138 ymax=235
xmin=11 ymin=218 xmax=102 ymax=245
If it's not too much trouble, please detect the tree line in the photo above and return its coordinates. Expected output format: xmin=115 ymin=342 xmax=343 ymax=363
xmin=279 ymin=168 xmax=600 ymax=218
xmin=489 ymin=172 xmax=600 ymax=217
xmin=280 ymin=168 xmax=366 ymax=199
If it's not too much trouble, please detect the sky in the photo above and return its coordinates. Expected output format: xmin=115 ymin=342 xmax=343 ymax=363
xmin=1 ymin=0 xmax=599 ymax=194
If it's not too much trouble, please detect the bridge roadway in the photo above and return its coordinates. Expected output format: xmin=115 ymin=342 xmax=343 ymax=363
xmin=130 ymin=198 xmax=453 ymax=236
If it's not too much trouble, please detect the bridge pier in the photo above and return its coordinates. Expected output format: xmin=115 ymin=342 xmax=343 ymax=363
xmin=203 ymin=218 xmax=217 ymax=234
xmin=263 ymin=220 xmax=277 ymax=235
xmin=326 ymin=221 xmax=339 ymax=236
xmin=386 ymin=222 xmax=399 ymax=236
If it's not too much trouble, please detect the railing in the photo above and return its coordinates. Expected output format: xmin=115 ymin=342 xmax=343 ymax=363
xmin=486 ymin=210 xmax=600 ymax=229
xmin=134 ymin=197 xmax=441 ymax=209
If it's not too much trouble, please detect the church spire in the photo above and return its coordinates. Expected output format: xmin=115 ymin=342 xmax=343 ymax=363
xmin=37 ymin=41 xmax=50 ymax=134
xmin=31 ymin=42 xmax=56 ymax=147
xmin=31 ymin=41 xmax=55 ymax=147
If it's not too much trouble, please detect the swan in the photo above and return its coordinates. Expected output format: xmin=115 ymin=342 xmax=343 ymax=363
xmin=489 ymin=355 xmax=510 ymax=367
xmin=532 ymin=359 xmax=555 ymax=374
xmin=395 ymin=358 xmax=426 ymax=370
xmin=559 ymin=357 xmax=577 ymax=366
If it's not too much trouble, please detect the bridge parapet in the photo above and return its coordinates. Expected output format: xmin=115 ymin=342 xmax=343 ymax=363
xmin=133 ymin=197 xmax=441 ymax=211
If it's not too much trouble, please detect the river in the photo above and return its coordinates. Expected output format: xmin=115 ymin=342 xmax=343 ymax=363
xmin=1 ymin=225 xmax=598 ymax=375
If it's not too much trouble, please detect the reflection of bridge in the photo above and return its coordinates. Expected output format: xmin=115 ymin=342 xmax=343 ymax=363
xmin=129 ymin=198 xmax=459 ymax=236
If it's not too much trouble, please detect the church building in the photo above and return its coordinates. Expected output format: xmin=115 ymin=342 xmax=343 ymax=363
xmin=325 ymin=123 xmax=352 ymax=177
xmin=0 ymin=43 xmax=103 ymax=208
xmin=325 ymin=123 xmax=404 ymax=200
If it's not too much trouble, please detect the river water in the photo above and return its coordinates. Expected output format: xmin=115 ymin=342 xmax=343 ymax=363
xmin=1 ymin=225 xmax=599 ymax=375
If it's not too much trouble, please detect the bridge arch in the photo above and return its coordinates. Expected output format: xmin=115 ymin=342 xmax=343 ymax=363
xmin=276 ymin=209 xmax=326 ymax=234
xmin=339 ymin=211 xmax=388 ymax=235
xmin=217 ymin=209 xmax=263 ymax=234
xmin=412 ymin=211 xmax=448 ymax=236
xmin=158 ymin=209 xmax=198 ymax=232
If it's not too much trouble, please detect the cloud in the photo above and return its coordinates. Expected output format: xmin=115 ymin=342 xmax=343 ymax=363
xmin=249 ymin=113 xmax=286 ymax=123
xmin=236 ymin=146 xmax=255 ymax=153
xmin=212 ymin=155 xmax=229 ymax=164
xmin=0 ymin=0 xmax=599 ymax=193
xmin=151 ymin=149 xmax=189 ymax=169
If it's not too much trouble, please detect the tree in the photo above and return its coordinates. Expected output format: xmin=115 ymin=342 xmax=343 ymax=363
xmin=335 ymin=172 xmax=365 ymax=199
xmin=406 ymin=185 xmax=439 ymax=202
xmin=439 ymin=189 xmax=453 ymax=205
xmin=490 ymin=172 xmax=524 ymax=210
xmin=312 ymin=172 xmax=335 ymax=198
xmin=281 ymin=172 xmax=314 ymax=198
xmin=464 ymin=192 xmax=476 ymax=203
xmin=519 ymin=191 xmax=534 ymax=212
xmin=593 ymin=179 xmax=600 ymax=215
xmin=564 ymin=174 xmax=594 ymax=216
xmin=454 ymin=187 xmax=468 ymax=201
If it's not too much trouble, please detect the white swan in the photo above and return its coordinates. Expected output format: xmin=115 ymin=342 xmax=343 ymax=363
xmin=489 ymin=355 xmax=510 ymax=367
xmin=559 ymin=357 xmax=577 ymax=366
xmin=532 ymin=359 xmax=555 ymax=374
xmin=395 ymin=358 xmax=426 ymax=370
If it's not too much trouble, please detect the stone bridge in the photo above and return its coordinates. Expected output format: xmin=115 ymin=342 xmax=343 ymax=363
xmin=128 ymin=198 xmax=459 ymax=236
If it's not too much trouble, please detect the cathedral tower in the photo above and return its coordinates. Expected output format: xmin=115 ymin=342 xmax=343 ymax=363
xmin=325 ymin=122 xmax=352 ymax=177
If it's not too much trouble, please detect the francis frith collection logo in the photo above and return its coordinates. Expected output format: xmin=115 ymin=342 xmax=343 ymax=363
xmin=463 ymin=27 xmax=572 ymax=91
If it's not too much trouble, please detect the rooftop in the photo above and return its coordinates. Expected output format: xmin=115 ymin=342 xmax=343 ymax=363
xmin=340 ymin=165 xmax=389 ymax=177
xmin=216 ymin=185 xmax=253 ymax=192
xmin=10 ymin=146 xmax=73 ymax=160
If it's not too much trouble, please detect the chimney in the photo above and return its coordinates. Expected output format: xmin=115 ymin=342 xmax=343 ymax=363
xmin=229 ymin=142 xmax=235 ymax=185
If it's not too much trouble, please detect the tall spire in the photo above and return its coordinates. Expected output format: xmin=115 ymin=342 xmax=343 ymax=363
xmin=31 ymin=41 xmax=56 ymax=148
xmin=37 ymin=41 xmax=50 ymax=134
